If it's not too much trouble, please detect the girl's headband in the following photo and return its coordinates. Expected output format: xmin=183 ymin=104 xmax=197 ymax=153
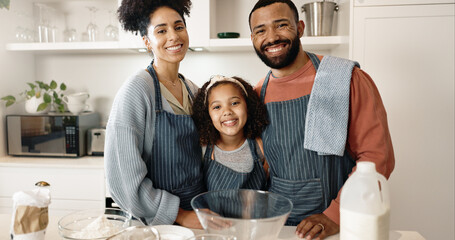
xmin=206 ymin=75 xmax=248 ymax=97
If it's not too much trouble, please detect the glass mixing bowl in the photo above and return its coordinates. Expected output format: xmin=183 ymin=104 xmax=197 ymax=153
xmin=191 ymin=189 xmax=293 ymax=240
xmin=58 ymin=208 xmax=144 ymax=240
xmin=107 ymin=226 xmax=160 ymax=240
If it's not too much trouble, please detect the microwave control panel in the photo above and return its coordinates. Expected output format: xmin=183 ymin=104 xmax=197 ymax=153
xmin=65 ymin=125 xmax=79 ymax=154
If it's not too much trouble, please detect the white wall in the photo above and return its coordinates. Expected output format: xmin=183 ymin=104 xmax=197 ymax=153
xmin=34 ymin=50 xmax=271 ymax=126
xmin=0 ymin=4 xmax=35 ymax=157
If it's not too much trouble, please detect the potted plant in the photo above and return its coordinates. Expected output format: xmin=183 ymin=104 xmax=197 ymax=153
xmin=0 ymin=0 xmax=10 ymax=10
xmin=1 ymin=80 xmax=67 ymax=113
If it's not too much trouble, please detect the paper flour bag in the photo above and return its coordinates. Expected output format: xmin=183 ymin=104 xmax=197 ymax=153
xmin=10 ymin=182 xmax=51 ymax=240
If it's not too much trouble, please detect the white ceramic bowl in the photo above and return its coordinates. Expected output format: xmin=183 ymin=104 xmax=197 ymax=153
xmin=107 ymin=226 xmax=160 ymax=240
xmin=191 ymin=189 xmax=293 ymax=240
xmin=66 ymin=103 xmax=89 ymax=115
xmin=58 ymin=208 xmax=144 ymax=240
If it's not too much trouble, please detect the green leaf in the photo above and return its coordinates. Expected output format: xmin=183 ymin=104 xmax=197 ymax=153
xmin=60 ymin=83 xmax=67 ymax=91
xmin=53 ymin=91 xmax=58 ymax=98
xmin=37 ymin=81 xmax=49 ymax=91
xmin=54 ymin=98 xmax=61 ymax=104
xmin=27 ymin=89 xmax=35 ymax=98
xmin=57 ymin=104 xmax=65 ymax=113
xmin=5 ymin=100 xmax=15 ymax=107
xmin=0 ymin=0 xmax=11 ymax=10
xmin=43 ymin=93 xmax=51 ymax=103
xmin=37 ymin=103 xmax=48 ymax=112
xmin=2 ymin=95 xmax=16 ymax=107
xmin=50 ymin=80 xmax=57 ymax=89
xmin=27 ymin=82 xmax=36 ymax=89
xmin=1 ymin=95 xmax=15 ymax=101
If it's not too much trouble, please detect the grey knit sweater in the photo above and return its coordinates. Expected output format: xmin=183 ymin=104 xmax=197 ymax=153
xmin=104 ymin=69 xmax=199 ymax=225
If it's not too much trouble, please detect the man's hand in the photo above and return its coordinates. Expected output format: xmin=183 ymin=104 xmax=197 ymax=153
xmin=175 ymin=208 xmax=203 ymax=229
xmin=295 ymin=213 xmax=339 ymax=240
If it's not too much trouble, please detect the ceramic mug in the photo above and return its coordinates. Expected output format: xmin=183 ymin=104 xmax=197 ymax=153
xmin=63 ymin=92 xmax=90 ymax=105
xmin=67 ymin=103 xmax=89 ymax=115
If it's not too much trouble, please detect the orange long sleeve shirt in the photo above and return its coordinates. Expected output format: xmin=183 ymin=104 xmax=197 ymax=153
xmin=254 ymin=57 xmax=395 ymax=225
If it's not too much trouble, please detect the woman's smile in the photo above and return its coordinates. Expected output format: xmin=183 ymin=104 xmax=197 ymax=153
xmin=166 ymin=44 xmax=183 ymax=52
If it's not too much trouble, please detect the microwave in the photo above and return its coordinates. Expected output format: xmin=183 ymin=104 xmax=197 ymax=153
xmin=6 ymin=112 xmax=100 ymax=157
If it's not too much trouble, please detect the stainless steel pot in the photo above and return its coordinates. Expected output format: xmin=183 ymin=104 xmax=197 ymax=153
xmin=301 ymin=1 xmax=339 ymax=36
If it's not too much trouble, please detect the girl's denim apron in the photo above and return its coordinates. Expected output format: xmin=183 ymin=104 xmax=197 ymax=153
xmin=203 ymin=139 xmax=267 ymax=191
xmin=259 ymin=52 xmax=355 ymax=225
xmin=146 ymin=62 xmax=204 ymax=210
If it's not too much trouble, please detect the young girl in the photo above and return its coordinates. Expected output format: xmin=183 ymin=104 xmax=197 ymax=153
xmin=192 ymin=75 xmax=269 ymax=191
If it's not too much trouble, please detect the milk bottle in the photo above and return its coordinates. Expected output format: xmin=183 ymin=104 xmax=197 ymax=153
xmin=340 ymin=162 xmax=390 ymax=240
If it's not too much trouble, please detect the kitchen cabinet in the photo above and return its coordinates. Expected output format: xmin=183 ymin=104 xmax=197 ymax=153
xmin=0 ymin=156 xmax=105 ymax=216
xmin=6 ymin=0 xmax=351 ymax=54
xmin=352 ymin=3 xmax=454 ymax=239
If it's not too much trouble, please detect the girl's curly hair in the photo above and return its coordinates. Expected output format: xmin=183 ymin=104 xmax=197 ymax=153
xmin=118 ymin=0 xmax=192 ymax=37
xmin=192 ymin=77 xmax=269 ymax=146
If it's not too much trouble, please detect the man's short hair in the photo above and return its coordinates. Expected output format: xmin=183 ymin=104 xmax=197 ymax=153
xmin=248 ymin=0 xmax=300 ymax=30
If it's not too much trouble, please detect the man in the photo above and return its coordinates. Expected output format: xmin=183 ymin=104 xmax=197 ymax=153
xmin=249 ymin=0 xmax=395 ymax=239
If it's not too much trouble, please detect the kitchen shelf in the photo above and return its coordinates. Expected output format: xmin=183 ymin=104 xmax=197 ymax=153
xmin=6 ymin=36 xmax=348 ymax=53
xmin=5 ymin=41 xmax=141 ymax=54
xmin=5 ymin=0 xmax=350 ymax=54
xmin=206 ymin=36 xmax=348 ymax=52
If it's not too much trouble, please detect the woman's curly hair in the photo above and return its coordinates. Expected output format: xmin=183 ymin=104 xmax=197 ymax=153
xmin=192 ymin=76 xmax=269 ymax=146
xmin=118 ymin=0 xmax=192 ymax=37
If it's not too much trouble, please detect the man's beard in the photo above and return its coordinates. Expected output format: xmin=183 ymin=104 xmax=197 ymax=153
xmin=254 ymin=33 xmax=300 ymax=69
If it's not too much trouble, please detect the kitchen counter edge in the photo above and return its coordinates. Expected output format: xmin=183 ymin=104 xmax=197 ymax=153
xmin=0 ymin=155 xmax=104 ymax=169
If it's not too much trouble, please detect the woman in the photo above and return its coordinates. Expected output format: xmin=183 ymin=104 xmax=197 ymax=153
xmin=105 ymin=0 xmax=204 ymax=228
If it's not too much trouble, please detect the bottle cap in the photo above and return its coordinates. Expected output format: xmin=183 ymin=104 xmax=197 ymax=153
xmin=357 ymin=161 xmax=376 ymax=173
xmin=35 ymin=181 xmax=50 ymax=187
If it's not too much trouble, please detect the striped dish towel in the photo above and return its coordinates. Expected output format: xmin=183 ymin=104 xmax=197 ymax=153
xmin=304 ymin=56 xmax=360 ymax=156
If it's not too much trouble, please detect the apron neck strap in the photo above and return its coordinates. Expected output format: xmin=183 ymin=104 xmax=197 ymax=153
xmin=306 ymin=51 xmax=321 ymax=71
xmin=146 ymin=60 xmax=195 ymax=111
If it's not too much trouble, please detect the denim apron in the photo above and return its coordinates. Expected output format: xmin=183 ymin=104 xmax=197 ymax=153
xmin=259 ymin=52 xmax=355 ymax=225
xmin=146 ymin=62 xmax=204 ymax=210
xmin=203 ymin=139 xmax=267 ymax=191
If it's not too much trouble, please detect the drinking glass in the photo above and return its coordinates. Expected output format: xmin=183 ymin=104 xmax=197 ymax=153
xmin=86 ymin=6 xmax=98 ymax=42
xmin=63 ymin=28 xmax=77 ymax=42
xmin=63 ymin=13 xmax=77 ymax=42
xmin=35 ymin=3 xmax=49 ymax=43
xmin=14 ymin=10 xmax=27 ymax=42
xmin=15 ymin=26 xmax=26 ymax=42
xmin=104 ymin=10 xmax=119 ymax=41
xmin=48 ymin=7 xmax=58 ymax=42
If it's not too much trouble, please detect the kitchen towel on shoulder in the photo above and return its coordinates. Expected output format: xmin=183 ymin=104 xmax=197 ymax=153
xmin=304 ymin=55 xmax=359 ymax=156
xmin=10 ymin=186 xmax=51 ymax=240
